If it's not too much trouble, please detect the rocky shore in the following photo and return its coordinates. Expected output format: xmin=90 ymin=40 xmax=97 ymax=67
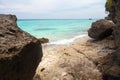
xmin=35 ymin=0 xmax=120 ymax=80
xmin=35 ymin=35 xmax=116 ymax=80
xmin=0 ymin=0 xmax=120 ymax=80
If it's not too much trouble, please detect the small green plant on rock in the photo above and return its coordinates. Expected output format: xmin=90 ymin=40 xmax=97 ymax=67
xmin=105 ymin=0 xmax=115 ymax=12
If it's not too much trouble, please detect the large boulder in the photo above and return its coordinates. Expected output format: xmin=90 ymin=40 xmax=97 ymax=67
xmin=88 ymin=20 xmax=115 ymax=40
xmin=0 ymin=14 xmax=43 ymax=80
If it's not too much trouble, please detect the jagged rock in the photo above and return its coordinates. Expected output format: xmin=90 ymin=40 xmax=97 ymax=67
xmin=88 ymin=20 xmax=115 ymax=40
xmin=110 ymin=0 xmax=120 ymax=48
xmin=98 ymin=48 xmax=120 ymax=80
xmin=113 ymin=26 xmax=120 ymax=48
xmin=0 ymin=14 xmax=43 ymax=80
xmin=95 ymin=0 xmax=120 ymax=80
xmin=39 ymin=37 xmax=49 ymax=43
xmin=110 ymin=0 xmax=120 ymax=24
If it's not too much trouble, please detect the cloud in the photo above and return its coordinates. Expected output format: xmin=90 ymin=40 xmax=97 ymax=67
xmin=0 ymin=0 xmax=107 ymax=19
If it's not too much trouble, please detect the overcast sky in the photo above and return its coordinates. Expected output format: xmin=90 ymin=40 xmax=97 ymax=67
xmin=0 ymin=0 xmax=107 ymax=19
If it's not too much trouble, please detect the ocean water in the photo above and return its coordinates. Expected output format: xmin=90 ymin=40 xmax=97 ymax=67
xmin=17 ymin=19 xmax=97 ymax=43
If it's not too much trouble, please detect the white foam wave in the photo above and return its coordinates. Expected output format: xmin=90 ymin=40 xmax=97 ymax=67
xmin=48 ymin=34 xmax=87 ymax=45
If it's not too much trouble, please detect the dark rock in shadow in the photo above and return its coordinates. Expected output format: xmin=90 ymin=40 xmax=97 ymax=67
xmin=98 ymin=48 xmax=120 ymax=80
xmin=0 ymin=14 xmax=43 ymax=80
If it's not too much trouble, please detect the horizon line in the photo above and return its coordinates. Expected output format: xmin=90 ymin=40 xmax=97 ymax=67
xmin=18 ymin=18 xmax=102 ymax=20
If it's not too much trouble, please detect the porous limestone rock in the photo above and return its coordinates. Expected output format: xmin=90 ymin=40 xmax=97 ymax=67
xmin=0 ymin=14 xmax=43 ymax=80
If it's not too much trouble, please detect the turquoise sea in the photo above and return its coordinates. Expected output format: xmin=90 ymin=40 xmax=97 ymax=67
xmin=17 ymin=19 xmax=97 ymax=43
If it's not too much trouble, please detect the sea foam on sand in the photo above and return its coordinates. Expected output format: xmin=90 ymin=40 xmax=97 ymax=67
xmin=48 ymin=34 xmax=87 ymax=45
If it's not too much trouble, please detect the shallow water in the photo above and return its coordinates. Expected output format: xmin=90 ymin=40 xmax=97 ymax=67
xmin=17 ymin=19 xmax=97 ymax=42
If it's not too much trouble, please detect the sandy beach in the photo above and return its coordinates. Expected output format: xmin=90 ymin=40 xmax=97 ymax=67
xmin=35 ymin=35 xmax=115 ymax=80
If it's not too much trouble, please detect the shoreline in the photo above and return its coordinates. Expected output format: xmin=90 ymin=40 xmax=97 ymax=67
xmin=43 ymin=34 xmax=87 ymax=45
xmin=41 ymin=34 xmax=88 ymax=50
